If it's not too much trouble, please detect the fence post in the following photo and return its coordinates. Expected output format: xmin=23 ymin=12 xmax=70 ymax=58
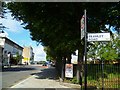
xmin=102 ymin=58 xmax=104 ymax=90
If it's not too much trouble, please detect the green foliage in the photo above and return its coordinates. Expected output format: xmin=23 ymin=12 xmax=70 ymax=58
xmin=100 ymin=36 xmax=119 ymax=61
xmin=71 ymin=76 xmax=78 ymax=84
xmin=88 ymin=34 xmax=120 ymax=61
xmin=12 ymin=52 xmax=22 ymax=64
xmin=64 ymin=77 xmax=78 ymax=84
xmin=6 ymin=2 xmax=120 ymax=62
xmin=44 ymin=46 xmax=56 ymax=61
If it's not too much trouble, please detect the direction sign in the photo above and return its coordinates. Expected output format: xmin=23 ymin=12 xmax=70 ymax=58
xmin=81 ymin=15 xmax=85 ymax=39
xmin=88 ymin=33 xmax=111 ymax=42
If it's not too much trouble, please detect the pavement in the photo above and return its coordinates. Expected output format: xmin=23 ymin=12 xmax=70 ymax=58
xmin=2 ymin=65 xmax=81 ymax=89
xmin=10 ymin=74 xmax=68 ymax=88
xmin=0 ymin=65 xmax=80 ymax=90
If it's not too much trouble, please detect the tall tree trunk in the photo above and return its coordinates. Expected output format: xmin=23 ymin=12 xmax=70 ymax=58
xmin=67 ymin=53 xmax=71 ymax=64
xmin=61 ymin=56 xmax=66 ymax=82
xmin=55 ymin=56 xmax=62 ymax=78
xmin=77 ymin=49 xmax=80 ymax=83
xmin=77 ymin=48 xmax=84 ymax=86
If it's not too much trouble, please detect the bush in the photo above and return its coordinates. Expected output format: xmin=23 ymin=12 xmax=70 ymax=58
xmin=64 ymin=77 xmax=78 ymax=84
xmin=71 ymin=76 xmax=78 ymax=84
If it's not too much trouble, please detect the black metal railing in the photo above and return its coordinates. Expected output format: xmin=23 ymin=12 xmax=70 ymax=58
xmin=86 ymin=63 xmax=120 ymax=89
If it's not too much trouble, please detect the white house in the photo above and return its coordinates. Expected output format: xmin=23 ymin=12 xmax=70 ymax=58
xmin=0 ymin=32 xmax=23 ymax=65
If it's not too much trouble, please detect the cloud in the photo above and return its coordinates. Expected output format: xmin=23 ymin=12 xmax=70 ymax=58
xmin=0 ymin=11 xmax=24 ymax=33
xmin=33 ymin=45 xmax=46 ymax=61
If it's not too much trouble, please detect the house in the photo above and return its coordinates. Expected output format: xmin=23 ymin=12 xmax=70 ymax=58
xmin=22 ymin=46 xmax=34 ymax=65
xmin=0 ymin=32 xmax=23 ymax=65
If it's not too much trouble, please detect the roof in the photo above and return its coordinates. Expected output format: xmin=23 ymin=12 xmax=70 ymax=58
xmin=3 ymin=37 xmax=23 ymax=50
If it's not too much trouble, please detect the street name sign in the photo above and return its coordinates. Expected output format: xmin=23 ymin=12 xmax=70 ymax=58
xmin=88 ymin=33 xmax=111 ymax=42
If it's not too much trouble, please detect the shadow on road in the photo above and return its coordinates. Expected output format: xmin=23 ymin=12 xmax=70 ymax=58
xmin=31 ymin=67 xmax=58 ymax=80
xmin=2 ymin=66 xmax=36 ymax=72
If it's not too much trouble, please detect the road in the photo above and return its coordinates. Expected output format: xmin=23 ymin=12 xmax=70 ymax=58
xmin=2 ymin=65 xmax=46 ymax=88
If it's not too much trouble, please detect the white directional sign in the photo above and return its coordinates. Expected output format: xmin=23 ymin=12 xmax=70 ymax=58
xmin=71 ymin=50 xmax=78 ymax=64
xmin=88 ymin=33 xmax=111 ymax=42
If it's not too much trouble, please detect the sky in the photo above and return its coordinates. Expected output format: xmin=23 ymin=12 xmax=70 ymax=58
xmin=0 ymin=10 xmax=46 ymax=61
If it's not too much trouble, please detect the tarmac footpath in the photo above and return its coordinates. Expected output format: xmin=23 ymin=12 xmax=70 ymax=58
xmin=10 ymin=74 xmax=69 ymax=88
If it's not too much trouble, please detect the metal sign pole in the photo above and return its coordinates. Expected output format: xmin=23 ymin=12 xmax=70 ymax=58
xmin=84 ymin=9 xmax=87 ymax=90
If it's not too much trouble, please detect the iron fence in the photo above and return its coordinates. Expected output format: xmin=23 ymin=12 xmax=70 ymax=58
xmin=86 ymin=63 xmax=120 ymax=89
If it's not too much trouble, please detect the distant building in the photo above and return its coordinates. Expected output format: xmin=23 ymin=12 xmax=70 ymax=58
xmin=22 ymin=46 xmax=34 ymax=65
xmin=0 ymin=33 xmax=23 ymax=65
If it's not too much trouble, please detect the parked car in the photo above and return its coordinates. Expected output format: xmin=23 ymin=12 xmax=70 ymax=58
xmin=42 ymin=62 xmax=47 ymax=66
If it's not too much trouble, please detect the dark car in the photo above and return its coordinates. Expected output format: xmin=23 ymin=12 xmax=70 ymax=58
xmin=42 ymin=62 xmax=47 ymax=66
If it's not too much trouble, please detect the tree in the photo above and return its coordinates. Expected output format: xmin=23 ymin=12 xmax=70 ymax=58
xmin=6 ymin=2 xmax=120 ymax=56
xmin=12 ymin=52 xmax=22 ymax=65
xmin=99 ymin=34 xmax=119 ymax=61
xmin=88 ymin=33 xmax=120 ymax=63
xmin=6 ymin=2 xmax=120 ymax=81
xmin=44 ymin=46 xmax=56 ymax=61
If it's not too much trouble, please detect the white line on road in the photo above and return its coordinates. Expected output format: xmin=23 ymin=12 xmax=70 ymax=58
xmin=10 ymin=75 xmax=34 ymax=88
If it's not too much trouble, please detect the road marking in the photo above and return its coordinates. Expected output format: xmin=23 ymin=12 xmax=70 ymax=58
xmin=10 ymin=75 xmax=34 ymax=88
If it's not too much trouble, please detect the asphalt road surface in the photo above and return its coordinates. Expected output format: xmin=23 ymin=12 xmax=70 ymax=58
xmin=2 ymin=65 xmax=46 ymax=88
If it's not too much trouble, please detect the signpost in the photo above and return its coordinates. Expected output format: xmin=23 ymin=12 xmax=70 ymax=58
xmin=84 ymin=10 xmax=87 ymax=90
xmin=80 ymin=9 xmax=111 ymax=90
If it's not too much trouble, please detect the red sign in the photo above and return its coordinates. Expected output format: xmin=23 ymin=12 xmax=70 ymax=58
xmin=81 ymin=15 xmax=85 ymax=39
